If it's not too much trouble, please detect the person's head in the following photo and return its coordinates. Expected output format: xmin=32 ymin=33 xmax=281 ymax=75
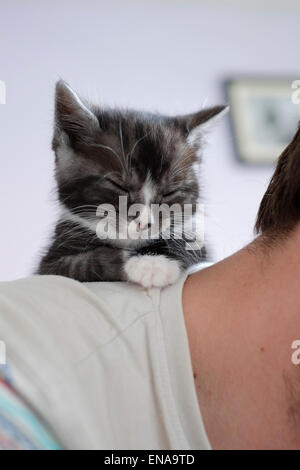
xmin=255 ymin=124 xmax=300 ymax=239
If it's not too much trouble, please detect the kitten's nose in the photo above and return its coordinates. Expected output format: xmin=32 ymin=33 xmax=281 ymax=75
xmin=136 ymin=206 xmax=153 ymax=232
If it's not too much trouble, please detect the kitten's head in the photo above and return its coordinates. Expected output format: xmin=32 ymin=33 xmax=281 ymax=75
xmin=53 ymin=80 xmax=227 ymax=247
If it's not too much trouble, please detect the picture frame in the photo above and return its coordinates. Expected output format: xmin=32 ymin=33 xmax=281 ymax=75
xmin=225 ymin=78 xmax=300 ymax=164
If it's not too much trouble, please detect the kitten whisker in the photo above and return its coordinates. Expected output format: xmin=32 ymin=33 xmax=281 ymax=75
xmin=119 ymin=120 xmax=127 ymax=171
xmin=127 ymin=133 xmax=148 ymax=172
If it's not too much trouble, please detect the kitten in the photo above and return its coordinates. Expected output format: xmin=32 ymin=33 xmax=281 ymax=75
xmin=37 ymin=80 xmax=226 ymax=287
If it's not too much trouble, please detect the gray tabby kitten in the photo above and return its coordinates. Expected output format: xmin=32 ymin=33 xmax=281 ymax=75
xmin=37 ymin=80 xmax=226 ymax=287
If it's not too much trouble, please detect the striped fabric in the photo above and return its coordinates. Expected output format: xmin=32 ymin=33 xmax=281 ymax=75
xmin=0 ymin=371 xmax=61 ymax=450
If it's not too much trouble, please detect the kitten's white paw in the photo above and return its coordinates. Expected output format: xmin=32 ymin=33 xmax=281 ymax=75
xmin=124 ymin=255 xmax=181 ymax=288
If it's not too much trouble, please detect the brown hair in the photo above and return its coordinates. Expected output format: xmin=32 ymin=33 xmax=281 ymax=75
xmin=255 ymin=124 xmax=300 ymax=234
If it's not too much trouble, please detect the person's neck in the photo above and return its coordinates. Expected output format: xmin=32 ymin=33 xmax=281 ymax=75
xmin=183 ymin=225 xmax=300 ymax=449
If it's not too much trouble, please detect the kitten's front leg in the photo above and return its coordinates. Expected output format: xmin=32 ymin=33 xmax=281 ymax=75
xmin=124 ymin=254 xmax=181 ymax=288
xmin=123 ymin=238 xmax=204 ymax=288
xmin=38 ymin=245 xmax=128 ymax=282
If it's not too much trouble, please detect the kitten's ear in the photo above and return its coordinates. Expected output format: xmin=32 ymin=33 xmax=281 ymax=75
xmin=174 ymin=105 xmax=229 ymax=147
xmin=53 ymin=80 xmax=99 ymax=148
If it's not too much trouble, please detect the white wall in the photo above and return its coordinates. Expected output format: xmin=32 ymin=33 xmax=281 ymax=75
xmin=0 ymin=0 xmax=299 ymax=280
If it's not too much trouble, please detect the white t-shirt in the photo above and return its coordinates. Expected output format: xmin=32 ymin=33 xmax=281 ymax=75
xmin=0 ymin=273 xmax=211 ymax=450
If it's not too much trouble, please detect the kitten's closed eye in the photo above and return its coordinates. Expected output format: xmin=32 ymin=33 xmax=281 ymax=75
xmin=163 ymin=188 xmax=180 ymax=198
